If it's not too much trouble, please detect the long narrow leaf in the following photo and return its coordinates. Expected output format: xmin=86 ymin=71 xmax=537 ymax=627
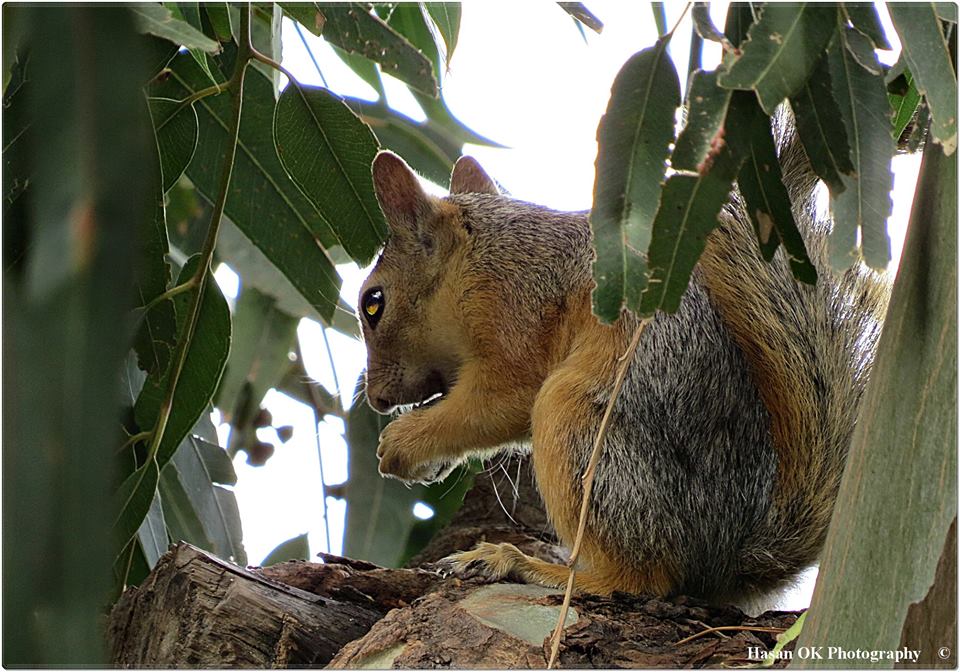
xmin=718 ymin=4 xmax=839 ymax=114
xmin=888 ymin=3 xmax=958 ymax=155
xmin=789 ymin=47 xmax=855 ymax=194
xmin=827 ymin=27 xmax=895 ymax=269
xmin=590 ymin=40 xmax=680 ymax=322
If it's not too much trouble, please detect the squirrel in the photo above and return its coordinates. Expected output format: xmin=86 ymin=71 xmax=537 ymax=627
xmin=356 ymin=131 xmax=888 ymax=605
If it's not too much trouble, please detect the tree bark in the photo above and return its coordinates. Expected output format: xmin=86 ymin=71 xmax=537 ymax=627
xmin=795 ymin=143 xmax=957 ymax=667
xmin=107 ymin=542 xmax=801 ymax=668
xmin=107 ymin=458 xmax=809 ymax=668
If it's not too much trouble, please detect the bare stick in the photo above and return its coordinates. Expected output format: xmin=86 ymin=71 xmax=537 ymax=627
xmin=546 ymin=319 xmax=648 ymax=669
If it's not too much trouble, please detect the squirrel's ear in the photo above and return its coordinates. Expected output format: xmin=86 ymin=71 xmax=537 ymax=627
xmin=372 ymin=151 xmax=431 ymax=233
xmin=450 ymin=156 xmax=500 ymax=195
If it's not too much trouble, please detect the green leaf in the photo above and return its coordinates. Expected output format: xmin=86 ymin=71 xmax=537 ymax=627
xmin=888 ymin=69 xmax=922 ymax=141
xmin=152 ymin=52 xmax=343 ymax=322
xmin=843 ymin=4 xmax=891 ymax=49
xmin=387 ymin=3 xmax=441 ymax=83
xmin=841 ymin=16 xmax=884 ymax=75
xmin=788 ymin=47 xmax=855 ymax=194
xmin=115 ymin=461 xmax=161 ymax=554
xmin=344 ymin=378 xmax=425 ymax=567
xmin=216 ymin=286 xmax=299 ymax=422
xmin=936 ymin=2 xmax=958 ymax=22
xmin=135 ymin=255 xmax=232 ymax=468
xmin=671 ymin=70 xmax=733 ymax=172
xmin=162 ymin=434 xmax=246 ymax=564
xmin=558 ymin=3 xmax=603 ymax=34
xmin=692 ymin=2 xmax=731 ymax=47
xmin=192 ymin=434 xmax=238 ymax=486
xmin=261 ymin=533 xmax=310 ymax=566
xmin=737 ymin=111 xmax=818 ymax=283
xmin=3 ymin=7 xmax=156 ymax=663
xmin=136 ymin=489 xmax=169 ymax=568
xmin=273 ymin=84 xmax=387 ymax=266
xmin=827 ymin=27 xmax=895 ymax=269
xmin=204 ymin=3 xmax=234 ymax=42
xmin=148 ymin=97 xmax=199 ymax=193
xmin=718 ymin=4 xmax=839 ymax=114
xmin=888 ymin=3 xmax=958 ymax=155
xmin=590 ymin=40 xmax=680 ymax=323
xmin=722 ymin=2 xmax=755 ymax=48
xmin=158 ymin=456 xmax=213 ymax=550
xmin=762 ymin=612 xmax=807 ymax=667
xmin=640 ymin=91 xmax=759 ymax=315
xmin=425 ymin=4 xmax=463 ymax=60
xmin=131 ymin=3 xmax=220 ymax=53
xmin=280 ymin=2 xmax=437 ymax=97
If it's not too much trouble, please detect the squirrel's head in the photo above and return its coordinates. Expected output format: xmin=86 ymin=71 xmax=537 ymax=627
xmin=359 ymin=152 xmax=499 ymax=414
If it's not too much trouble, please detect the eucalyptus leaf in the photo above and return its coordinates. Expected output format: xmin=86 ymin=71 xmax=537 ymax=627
xmin=888 ymin=3 xmax=958 ymax=155
xmin=842 ymin=4 xmax=891 ymax=49
xmin=273 ymin=84 xmax=387 ymax=266
xmin=114 ymin=461 xmax=161 ymax=553
xmin=261 ymin=533 xmax=310 ymax=566
xmin=718 ymin=3 xmax=838 ymax=114
xmin=558 ymin=3 xmax=603 ymax=34
xmin=590 ymin=40 xmax=680 ymax=323
xmin=280 ymin=2 xmax=437 ymax=96
xmin=827 ymin=28 xmax=894 ymax=269
xmin=136 ymin=489 xmax=169 ymax=568
xmin=131 ymin=3 xmax=220 ymax=53
xmin=216 ymin=286 xmax=299 ymax=423
xmin=789 ymin=47 xmax=854 ymax=194
xmin=344 ymin=378 xmax=425 ymax=567
xmin=134 ymin=255 xmax=232 ymax=469
xmin=737 ymin=110 xmax=817 ymax=283
xmin=148 ymin=97 xmax=199 ymax=193
xmin=152 ymin=52 xmax=343 ymax=322
xmin=425 ymin=4 xmax=463 ymax=60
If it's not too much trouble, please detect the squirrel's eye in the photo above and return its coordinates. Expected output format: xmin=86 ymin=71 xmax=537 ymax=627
xmin=362 ymin=288 xmax=384 ymax=328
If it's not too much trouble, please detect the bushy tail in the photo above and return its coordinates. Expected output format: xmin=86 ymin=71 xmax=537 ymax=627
xmin=699 ymin=129 xmax=889 ymax=597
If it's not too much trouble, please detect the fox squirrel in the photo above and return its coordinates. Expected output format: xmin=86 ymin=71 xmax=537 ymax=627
xmin=357 ymin=135 xmax=887 ymax=604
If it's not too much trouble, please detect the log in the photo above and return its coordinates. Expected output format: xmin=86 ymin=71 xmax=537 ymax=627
xmin=107 ymin=543 xmax=382 ymax=667
xmin=108 ymin=541 xmax=801 ymax=668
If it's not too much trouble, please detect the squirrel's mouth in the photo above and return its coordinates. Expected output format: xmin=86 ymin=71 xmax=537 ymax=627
xmin=409 ymin=369 xmax=449 ymax=409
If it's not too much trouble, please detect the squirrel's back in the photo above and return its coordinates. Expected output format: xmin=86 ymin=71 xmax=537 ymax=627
xmin=363 ymin=146 xmax=887 ymax=604
xmin=446 ymin=146 xmax=886 ymax=602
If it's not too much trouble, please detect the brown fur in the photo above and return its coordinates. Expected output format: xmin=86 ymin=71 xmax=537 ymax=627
xmin=359 ymin=150 xmax=887 ymax=602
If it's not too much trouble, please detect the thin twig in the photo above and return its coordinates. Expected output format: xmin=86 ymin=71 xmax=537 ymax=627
xmin=134 ymin=5 xmax=251 ymax=497
xmin=546 ymin=319 xmax=649 ymax=669
xmin=674 ymin=625 xmax=787 ymax=647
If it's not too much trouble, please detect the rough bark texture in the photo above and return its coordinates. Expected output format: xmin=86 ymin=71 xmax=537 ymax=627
xmin=107 ymin=459 xmax=808 ymax=668
xmin=108 ymin=542 xmax=800 ymax=668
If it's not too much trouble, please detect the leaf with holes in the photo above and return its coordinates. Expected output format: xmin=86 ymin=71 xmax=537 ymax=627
xmin=827 ymin=28 xmax=894 ymax=269
xmin=590 ymin=39 xmax=680 ymax=323
xmin=718 ymin=4 xmax=839 ymax=114
xmin=280 ymin=2 xmax=437 ymax=97
xmin=888 ymin=3 xmax=958 ymax=155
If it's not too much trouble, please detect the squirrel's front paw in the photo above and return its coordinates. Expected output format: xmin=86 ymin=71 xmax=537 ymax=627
xmin=376 ymin=416 xmax=452 ymax=484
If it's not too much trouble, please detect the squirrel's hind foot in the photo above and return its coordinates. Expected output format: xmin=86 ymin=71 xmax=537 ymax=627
xmin=437 ymin=542 xmax=573 ymax=589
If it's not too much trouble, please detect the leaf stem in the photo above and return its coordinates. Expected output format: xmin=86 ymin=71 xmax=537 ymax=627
xmin=547 ymin=319 xmax=649 ymax=669
xmin=142 ymin=5 xmax=251 ymax=468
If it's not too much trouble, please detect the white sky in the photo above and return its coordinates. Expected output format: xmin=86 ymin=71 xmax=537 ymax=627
xmin=213 ymin=2 xmax=921 ymax=611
